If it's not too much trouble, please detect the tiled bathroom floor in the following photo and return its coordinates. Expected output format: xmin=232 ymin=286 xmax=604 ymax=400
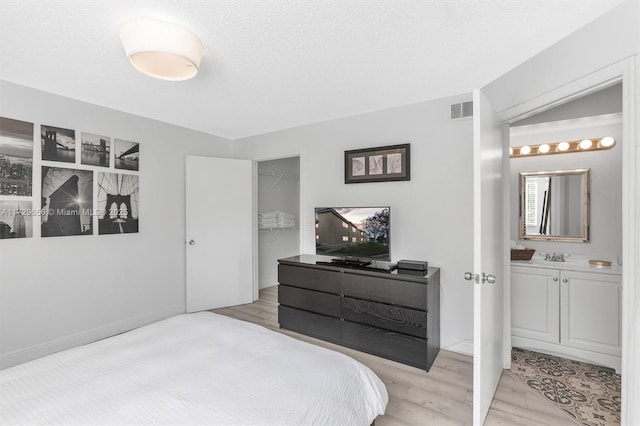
xmin=507 ymin=348 xmax=621 ymax=426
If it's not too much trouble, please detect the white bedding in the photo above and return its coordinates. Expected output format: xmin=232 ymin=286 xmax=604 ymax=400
xmin=0 ymin=312 xmax=387 ymax=425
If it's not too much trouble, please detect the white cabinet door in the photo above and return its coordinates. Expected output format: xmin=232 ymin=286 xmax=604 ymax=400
xmin=560 ymin=271 xmax=621 ymax=356
xmin=511 ymin=266 xmax=560 ymax=343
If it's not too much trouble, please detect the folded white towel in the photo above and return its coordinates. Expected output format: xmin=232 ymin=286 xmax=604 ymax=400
xmin=259 ymin=220 xmax=279 ymax=226
xmin=515 ymin=245 xmax=525 ymax=250
xmin=259 ymin=211 xmax=279 ymax=219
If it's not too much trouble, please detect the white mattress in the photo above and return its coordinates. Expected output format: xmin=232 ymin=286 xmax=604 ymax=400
xmin=0 ymin=312 xmax=388 ymax=425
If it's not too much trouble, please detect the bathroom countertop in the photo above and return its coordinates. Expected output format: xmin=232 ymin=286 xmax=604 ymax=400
xmin=511 ymin=252 xmax=622 ymax=275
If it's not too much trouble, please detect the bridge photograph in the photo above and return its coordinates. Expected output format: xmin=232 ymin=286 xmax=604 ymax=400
xmin=41 ymin=166 xmax=93 ymax=237
xmin=97 ymin=172 xmax=139 ymax=235
xmin=81 ymin=132 xmax=110 ymax=167
xmin=0 ymin=200 xmax=33 ymax=239
xmin=114 ymin=139 xmax=139 ymax=171
xmin=0 ymin=116 xmax=33 ymax=196
xmin=41 ymin=125 xmax=75 ymax=163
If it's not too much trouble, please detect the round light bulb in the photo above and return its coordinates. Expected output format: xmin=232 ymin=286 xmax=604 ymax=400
xmin=538 ymin=144 xmax=550 ymax=154
xmin=519 ymin=146 xmax=531 ymax=155
xmin=557 ymin=141 xmax=570 ymax=152
xmin=579 ymin=139 xmax=593 ymax=149
xmin=600 ymin=136 xmax=615 ymax=147
xmin=509 ymin=147 xmax=513 ymax=156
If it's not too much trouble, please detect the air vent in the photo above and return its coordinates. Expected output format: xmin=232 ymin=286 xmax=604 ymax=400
xmin=450 ymin=100 xmax=473 ymax=119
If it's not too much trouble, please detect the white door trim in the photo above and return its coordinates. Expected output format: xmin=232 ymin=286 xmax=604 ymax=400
xmin=497 ymin=56 xmax=638 ymax=425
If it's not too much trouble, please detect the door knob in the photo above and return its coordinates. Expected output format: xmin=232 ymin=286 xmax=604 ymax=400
xmin=482 ymin=273 xmax=496 ymax=284
xmin=188 ymin=239 xmax=196 ymax=245
xmin=464 ymin=272 xmax=478 ymax=282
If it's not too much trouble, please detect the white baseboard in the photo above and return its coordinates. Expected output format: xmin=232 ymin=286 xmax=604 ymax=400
xmin=441 ymin=335 xmax=474 ymax=356
xmin=0 ymin=304 xmax=184 ymax=370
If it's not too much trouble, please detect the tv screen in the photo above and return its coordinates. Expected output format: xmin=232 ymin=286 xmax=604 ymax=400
xmin=315 ymin=207 xmax=390 ymax=261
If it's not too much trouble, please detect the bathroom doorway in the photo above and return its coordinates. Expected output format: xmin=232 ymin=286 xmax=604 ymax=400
xmin=506 ymin=84 xmax=623 ymax=424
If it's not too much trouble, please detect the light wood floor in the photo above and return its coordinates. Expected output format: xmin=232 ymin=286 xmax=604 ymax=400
xmin=212 ymin=286 xmax=577 ymax=426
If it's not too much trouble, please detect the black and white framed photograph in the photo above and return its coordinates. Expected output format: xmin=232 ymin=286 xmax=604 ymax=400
xmin=345 ymin=143 xmax=410 ymax=183
xmin=0 ymin=117 xmax=33 ymax=196
xmin=114 ymin=139 xmax=139 ymax=171
xmin=81 ymin=132 xmax=110 ymax=167
xmin=41 ymin=124 xmax=76 ymax=163
xmin=97 ymin=172 xmax=139 ymax=235
xmin=0 ymin=200 xmax=33 ymax=239
xmin=41 ymin=166 xmax=93 ymax=237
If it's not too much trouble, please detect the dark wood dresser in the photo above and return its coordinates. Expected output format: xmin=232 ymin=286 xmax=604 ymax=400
xmin=277 ymin=254 xmax=440 ymax=371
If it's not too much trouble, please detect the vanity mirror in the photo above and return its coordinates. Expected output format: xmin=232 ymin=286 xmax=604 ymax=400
xmin=519 ymin=168 xmax=590 ymax=242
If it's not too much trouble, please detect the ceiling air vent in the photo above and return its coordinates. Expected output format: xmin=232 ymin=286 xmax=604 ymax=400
xmin=450 ymin=100 xmax=473 ymax=119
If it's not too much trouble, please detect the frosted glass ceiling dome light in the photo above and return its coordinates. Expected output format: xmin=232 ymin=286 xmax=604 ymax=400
xmin=119 ymin=19 xmax=203 ymax=81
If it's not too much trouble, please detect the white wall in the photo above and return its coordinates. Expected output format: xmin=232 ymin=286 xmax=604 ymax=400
xmin=235 ymin=94 xmax=476 ymax=354
xmin=510 ymin=114 xmax=623 ymax=259
xmin=483 ymin=1 xmax=639 ymax=113
xmin=258 ymin=157 xmax=300 ymax=289
xmin=0 ymin=80 xmax=232 ymax=368
xmin=512 ymin=83 xmax=622 ymax=127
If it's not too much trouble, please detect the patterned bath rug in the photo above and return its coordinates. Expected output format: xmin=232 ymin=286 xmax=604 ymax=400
xmin=508 ymin=348 xmax=620 ymax=426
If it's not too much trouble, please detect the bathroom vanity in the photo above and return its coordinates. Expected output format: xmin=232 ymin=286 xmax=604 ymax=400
xmin=511 ymin=253 xmax=621 ymax=372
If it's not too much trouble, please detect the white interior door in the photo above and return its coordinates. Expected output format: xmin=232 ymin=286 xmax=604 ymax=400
xmin=185 ymin=155 xmax=254 ymax=312
xmin=471 ymin=89 xmax=505 ymax=425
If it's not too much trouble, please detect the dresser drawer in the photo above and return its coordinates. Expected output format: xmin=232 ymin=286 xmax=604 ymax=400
xmin=341 ymin=321 xmax=427 ymax=369
xmin=278 ymin=264 xmax=341 ymax=294
xmin=278 ymin=305 xmax=340 ymax=342
xmin=279 ymin=285 xmax=340 ymax=317
xmin=342 ymin=273 xmax=427 ymax=310
xmin=341 ymin=297 xmax=426 ymax=338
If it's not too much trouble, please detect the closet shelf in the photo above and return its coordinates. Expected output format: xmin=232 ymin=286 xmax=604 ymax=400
xmin=258 ymin=168 xmax=299 ymax=190
xmin=258 ymin=168 xmax=299 ymax=179
xmin=258 ymin=227 xmax=299 ymax=232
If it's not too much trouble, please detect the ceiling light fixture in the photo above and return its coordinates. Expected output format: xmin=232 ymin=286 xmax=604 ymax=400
xmin=511 ymin=136 xmax=616 ymax=158
xmin=119 ymin=19 xmax=203 ymax=81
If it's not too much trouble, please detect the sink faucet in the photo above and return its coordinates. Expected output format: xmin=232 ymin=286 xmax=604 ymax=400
xmin=545 ymin=252 xmax=565 ymax=262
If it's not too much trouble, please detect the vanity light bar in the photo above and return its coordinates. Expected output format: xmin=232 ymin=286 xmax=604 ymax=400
xmin=510 ymin=136 xmax=616 ymax=158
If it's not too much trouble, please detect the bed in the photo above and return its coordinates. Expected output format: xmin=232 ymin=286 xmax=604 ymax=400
xmin=0 ymin=312 xmax=388 ymax=425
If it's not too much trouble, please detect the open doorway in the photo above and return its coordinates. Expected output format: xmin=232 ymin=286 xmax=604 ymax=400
xmin=506 ymin=84 xmax=623 ymax=423
xmin=257 ymin=156 xmax=300 ymax=289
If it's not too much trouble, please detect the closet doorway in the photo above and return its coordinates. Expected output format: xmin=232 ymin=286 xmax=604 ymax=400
xmin=257 ymin=156 xmax=300 ymax=290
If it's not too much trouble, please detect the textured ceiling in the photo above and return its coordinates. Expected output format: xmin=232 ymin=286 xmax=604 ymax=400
xmin=0 ymin=0 xmax=625 ymax=140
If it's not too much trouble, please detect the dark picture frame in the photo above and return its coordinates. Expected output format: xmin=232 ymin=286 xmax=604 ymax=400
xmin=345 ymin=143 xmax=410 ymax=184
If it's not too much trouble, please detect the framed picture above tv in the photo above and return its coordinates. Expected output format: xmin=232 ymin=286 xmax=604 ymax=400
xmin=344 ymin=143 xmax=410 ymax=184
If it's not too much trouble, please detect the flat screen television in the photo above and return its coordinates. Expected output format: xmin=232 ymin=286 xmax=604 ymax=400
xmin=315 ymin=206 xmax=390 ymax=264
